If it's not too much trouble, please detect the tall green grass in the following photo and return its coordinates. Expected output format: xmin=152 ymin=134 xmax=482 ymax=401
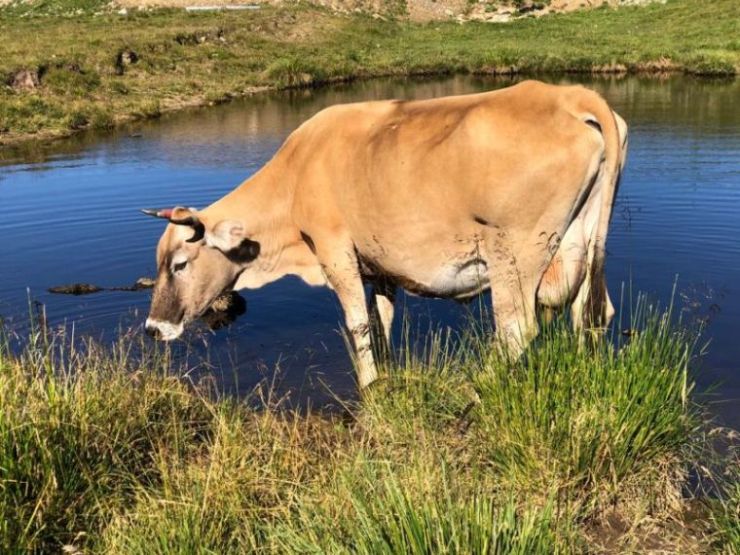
xmin=278 ymin=465 xmax=564 ymax=554
xmin=0 ymin=329 xmax=214 ymax=553
xmin=711 ymin=449 xmax=740 ymax=554
xmin=471 ymin=303 xmax=698 ymax=517
xmin=0 ymin=298 xmax=727 ymax=552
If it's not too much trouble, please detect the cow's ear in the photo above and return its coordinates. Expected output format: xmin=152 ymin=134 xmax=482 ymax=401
xmin=205 ymin=220 xmax=260 ymax=263
xmin=205 ymin=220 xmax=244 ymax=251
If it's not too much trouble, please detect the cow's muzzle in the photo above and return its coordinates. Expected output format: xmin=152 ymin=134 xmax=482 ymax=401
xmin=145 ymin=318 xmax=184 ymax=341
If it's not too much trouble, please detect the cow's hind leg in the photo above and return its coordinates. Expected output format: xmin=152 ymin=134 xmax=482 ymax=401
xmin=571 ymin=268 xmax=615 ymax=336
xmin=369 ymin=280 xmax=396 ymax=362
xmin=571 ymin=109 xmax=626 ymax=336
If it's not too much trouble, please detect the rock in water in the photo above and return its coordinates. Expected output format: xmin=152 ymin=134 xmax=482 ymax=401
xmin=134 ymin=277 xmax=155 ymax=289
xmin=48 ymin=283 xmax=103 ymax=295
xmin=48 ymin=277 xmax=154 ymax=294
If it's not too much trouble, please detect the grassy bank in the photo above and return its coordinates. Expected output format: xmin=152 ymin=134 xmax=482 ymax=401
xmin=1 ymin=0 xmax=738 ymax=146
xmin=1 ymin=301 xmax=738 ymax=553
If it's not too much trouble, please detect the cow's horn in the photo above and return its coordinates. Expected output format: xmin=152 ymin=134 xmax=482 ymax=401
xmin=141 ymin=208 xmax=174 ymax=219
xmin=140 ymin=207 xmax=205 ymax=243
xmin=171 ymin=215 xmax=205 ymax=243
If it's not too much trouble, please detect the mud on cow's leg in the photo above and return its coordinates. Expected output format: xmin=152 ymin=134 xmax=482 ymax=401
xmin=369 ymin=280 xmax=396 ymax=363
xmin=484 ymin=230 xmax=542 ymax=357
xmin=489 ymin=273 xmax=539 ymax=357
xmin=315 ymin=241 xmax=378 ymax=388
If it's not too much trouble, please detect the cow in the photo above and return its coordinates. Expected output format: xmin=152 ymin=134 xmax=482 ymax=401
xmin=142 ymin=80 xmax=628 ymax=389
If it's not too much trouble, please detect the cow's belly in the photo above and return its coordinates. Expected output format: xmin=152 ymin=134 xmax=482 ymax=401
xmin=375 ymin=258 xmax=490 ymax=300
xmin=423 ymin=258 xmax=490 ymax=299
xmin=358 ymin=236 xmax=490 ymax=300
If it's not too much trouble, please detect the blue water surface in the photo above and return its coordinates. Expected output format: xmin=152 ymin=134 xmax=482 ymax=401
xmin=1 ymin=75 xmax=739 ymax=423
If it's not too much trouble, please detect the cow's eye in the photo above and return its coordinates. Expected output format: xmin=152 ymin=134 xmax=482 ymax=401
xmin=173 ymin=261 xmax=187 ymax=273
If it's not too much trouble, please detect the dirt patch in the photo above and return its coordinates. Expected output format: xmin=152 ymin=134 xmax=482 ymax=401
xmin=107 ymin=0 xmax=665 ymax=21
xmin=406 ymin=0 xmax=467 ymax=22
xmin=466 ymin=0 xmax=666 ymax=23
xmin=549 ymin=0 xmax=665 ymax=12
xmin=584 ymin=501 xmax=713 ymax=554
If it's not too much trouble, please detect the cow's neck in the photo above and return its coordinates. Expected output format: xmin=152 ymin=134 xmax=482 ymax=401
xmin=203 ymin=167 xmax=326 ymax=290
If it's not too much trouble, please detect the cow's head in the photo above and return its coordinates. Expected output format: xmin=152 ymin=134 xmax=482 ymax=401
xmin=142 ymin=207 xmax=260 ymax=340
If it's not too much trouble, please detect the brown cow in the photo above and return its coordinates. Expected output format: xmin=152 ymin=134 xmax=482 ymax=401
xmin=142 ymin=80 xmax=627 ymax=388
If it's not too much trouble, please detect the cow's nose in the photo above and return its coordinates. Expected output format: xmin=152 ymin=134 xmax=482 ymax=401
xmin=145 ymin=324 xmax=161 ymax=339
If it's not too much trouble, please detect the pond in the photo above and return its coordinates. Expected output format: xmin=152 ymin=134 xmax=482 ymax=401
xmin=1 ymin=75 xmax=739 ymax=426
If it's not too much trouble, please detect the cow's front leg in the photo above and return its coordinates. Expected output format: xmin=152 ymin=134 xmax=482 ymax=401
xmin=344 ymin=291 xmax=377 ymax=388
xmin=336 ymin=279 xmax=377 ymax=388
xmin=316 ymin=243 xmax=377 ymax=388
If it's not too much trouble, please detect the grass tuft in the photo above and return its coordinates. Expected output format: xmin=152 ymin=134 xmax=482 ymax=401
xmin=279 ymin=464 xmax=566 ymax=554
xmin=0 ymin=330 xmax=214 ymax=552
xmin=472 ymin=302 xmax=699 ymax=517
xmin=711 ymin=451 xmax=740 ymax=554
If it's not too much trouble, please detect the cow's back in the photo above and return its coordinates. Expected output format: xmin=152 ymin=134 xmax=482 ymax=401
xmin=286 ymin=81 xmax=611 ymax=299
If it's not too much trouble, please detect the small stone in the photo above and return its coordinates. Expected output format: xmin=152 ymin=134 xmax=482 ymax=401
xmin=119 ymin=50 xmax=138 ymax=65
xmin=488 ymin=13 xmax=512 ymax=22
xmin=134 ymin=277 xmax=155 ymax=289
xmin=115 ymin=49 xmax=139 ymax=75
xmin=517 ymin=0 xmax=545 ymax=12
xmin=9 ymin=69 xmax=40 ymax=92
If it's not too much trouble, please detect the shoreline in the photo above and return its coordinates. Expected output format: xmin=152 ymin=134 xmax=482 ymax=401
xmin=1 ymin=64 xmax=735 ymax=149
xmin=2 ymin=0 xmax=738 ymax=149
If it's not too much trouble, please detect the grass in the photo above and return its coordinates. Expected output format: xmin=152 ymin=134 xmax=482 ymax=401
xmin=711 ymin=449 xmax=740 ymax=554
xmin=1 ymin=0 xmax=738 ymax=145
xmin=1 ymin=297 xmax=735 ymax=553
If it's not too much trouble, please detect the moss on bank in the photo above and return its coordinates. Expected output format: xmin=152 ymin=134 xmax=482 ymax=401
xmin=1 ymin=0 xmax=738 ymax=146
xmin=1 ymin=301 xmax=737 ymax=552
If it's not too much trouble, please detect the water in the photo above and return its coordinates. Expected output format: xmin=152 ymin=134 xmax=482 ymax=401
xmin=1 ymin=75 xmax=739 ymax=423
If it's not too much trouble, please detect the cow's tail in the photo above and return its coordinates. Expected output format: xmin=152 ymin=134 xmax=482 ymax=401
xmin=571 ymin=88 xmax=622 ymax=329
